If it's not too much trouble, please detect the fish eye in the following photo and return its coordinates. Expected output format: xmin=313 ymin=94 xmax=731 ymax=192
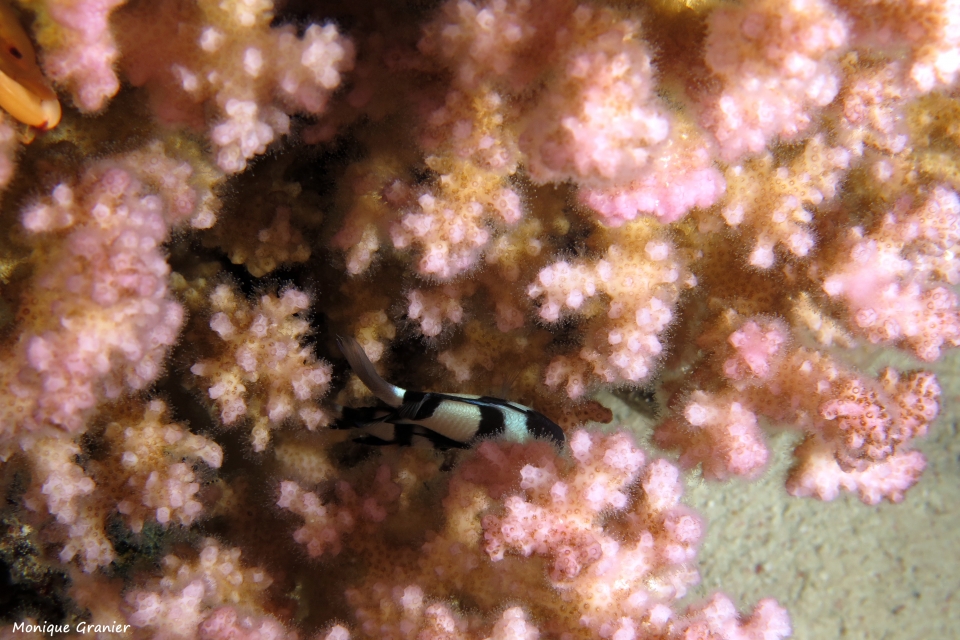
xmin=8 ymin=46 xmax=21 ymax=59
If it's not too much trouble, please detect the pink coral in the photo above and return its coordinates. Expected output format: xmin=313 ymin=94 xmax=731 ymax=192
xmin=522 ymin=7 xmax=724 ymax=224
xmin=0 ymin=113 xmax=19 ymax=187
xmin=116 ymin=0 xmax=354 ymax=173
xmin=2 ymin=1 xmax=960 ymax=638
xmin=671 ymin=391 xmax=771 ymax=480
xmin=840 ymin=0 xmax=960 ymax=93
xmin=418 ymin=0 xmax=574 ymax=92
xmin=786 ymin=368 xmax=938 ymax=503
xmin=836 ymin=61 xmax=914 ymax=154
xmin=22 ymin=437 xmax=113 ymax=571
xmin=655 ymin=315 xmax=940 ymax=502
xmin=125 ymin=539 xmax=279 ymax=640
xmin=191 ymin=284 xmax=333 ymax=451
xmin=678 ymin=594 xmax=791 ymax=640
xmin=821 ymin=187 xmax=960 ymax=361
xmin=200 ymin=607 xmax=295 ymax=640
xmin=390 ymin=186 xmax=513 ymax=280
xmin=24 ymin=0 xmax=127 ymax=111
xmin=21 ymin=400 xmax=222 ymax=572
xmin=529 ymin=235 xmax=694 ymax=397
xmin=700 ymin=0 xmax=849 ymax=160
xmin=278 ymin=464 xmax=401 ymax=559
xmin=715 ymin=135 xmax=851 ymax=269
xmin=107 ymin=400 xmax=223 ymax=532
xmin=328 ymin=431 xmax=788 ymax=640
xmin=0 ymin=148 xmax=205 ymax=451
xmin=479 ymin=431 xmax=701 ymax=598
xmin=406 ymin=285 xmax=468 ymax=337
xmin=392 ymin=90 xmax=524 ymax=280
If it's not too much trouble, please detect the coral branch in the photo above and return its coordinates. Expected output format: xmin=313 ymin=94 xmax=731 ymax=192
xmin=191 ymin=284 xmax=332 ymax=451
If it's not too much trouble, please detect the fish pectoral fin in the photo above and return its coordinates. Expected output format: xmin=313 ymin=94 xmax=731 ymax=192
xmin=397 ymin=395 xmax=429 ymax=420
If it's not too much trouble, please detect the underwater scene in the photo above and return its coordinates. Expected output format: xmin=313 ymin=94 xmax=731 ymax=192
xmin=0 ymin=0 xmax=957 ymax=638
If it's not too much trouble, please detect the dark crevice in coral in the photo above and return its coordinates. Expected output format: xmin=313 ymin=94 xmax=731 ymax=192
xmin=0 ymin=513 xmax=77 ymax=627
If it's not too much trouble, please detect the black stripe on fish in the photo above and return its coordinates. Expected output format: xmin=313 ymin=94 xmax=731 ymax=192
xmin=400 ymin=390 xmax=444 ymax=421
xmin=525 ymin=410 xmax=566 ymax=444
xmin=475 ymin=404 xmax=506 ymax=439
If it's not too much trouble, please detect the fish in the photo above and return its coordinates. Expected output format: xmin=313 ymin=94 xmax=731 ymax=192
xmin=0 ymin=1 xmax=60 ymax=131
xmin=335 ymin=335 xmax=565 ymax=449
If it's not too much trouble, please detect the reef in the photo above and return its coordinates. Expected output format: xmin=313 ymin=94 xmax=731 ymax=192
xmin=1 ymin=0 xmax=959 ymax=638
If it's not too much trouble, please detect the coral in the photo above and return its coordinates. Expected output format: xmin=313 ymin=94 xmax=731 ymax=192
xmin=190 ymin=284 xmax=333 ymax=452
xmin=654 ymin=314 xmax=939 ymax=503
xmin=406 ymin=284 xmax=469 ymax=337
xmin=699 ymin=0 xmax=849 ymax=160
xmin=22 ymin=437 xmax=112 ymax=572
xmin=528 ymin=224 xmax=696 ymax=397
xmin=835 ymin=60 xmax=914 ymax=155
xmin=678 ymin=594 xmax=791 ymax=640
xmin=418 ymin=0 xmax=574 ymax=92
xmin=839 ymin=0 xmax=960 ymax=93
xmin=713 ymin=135 xmax=851 ymax=269
xmin=2 ymin=0 xmax=960 ymax=638
xmin=389 ymin=158 xmax=523 ymax=280
xmin=330 ymin=431 xmax=790 ymax=640
xmin=386 ymin=85 xmax=523 ymax=281
xmin=114 ymin=0 xmax=354 ymax=172
xmin=98 ymin=400 xmax=223 ymax=533
xmin=199 ymin=607 xmax=296 ymax=640
xmin=21 ymin=400 xmax=222 ymax=572
xmin=785 ymin=366 xmax=938 ymax=503
xmin=521 ymin=7 xmax=725 ymax=225
xmin=201 ymin=163 xmax=317 ymax=277
xmin=277 ymin=463 xmax=401 ymax=559
xmin=124 ymin=538 xmax=282 ymax=639
xmin=19 ymin=0 xmax=128 ymax=112
xmin=820 ymin=187 xmax=960 ymax=361
xmin=0 ymin=145 xmax=209 ymax=455
xmin=0 ymin=113 xmax=19 ymax=188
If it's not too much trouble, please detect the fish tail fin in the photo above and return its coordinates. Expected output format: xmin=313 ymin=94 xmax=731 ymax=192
xmin=336 ymin=335 xmax=405 ymax=408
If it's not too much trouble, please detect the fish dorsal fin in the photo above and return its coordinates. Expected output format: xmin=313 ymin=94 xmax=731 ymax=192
xmin=337 ymin=335 xmax=405 ymax=408
xmin=500 ymin=368 xmax=522 ymax=399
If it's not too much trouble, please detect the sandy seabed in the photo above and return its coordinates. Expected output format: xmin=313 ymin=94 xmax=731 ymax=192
xmin=602 ymin=350 xmax=960 ymax=640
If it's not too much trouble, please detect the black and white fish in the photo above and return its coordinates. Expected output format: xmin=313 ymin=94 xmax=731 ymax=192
xmin=334 ymin=336 xmax=565 ymax=449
